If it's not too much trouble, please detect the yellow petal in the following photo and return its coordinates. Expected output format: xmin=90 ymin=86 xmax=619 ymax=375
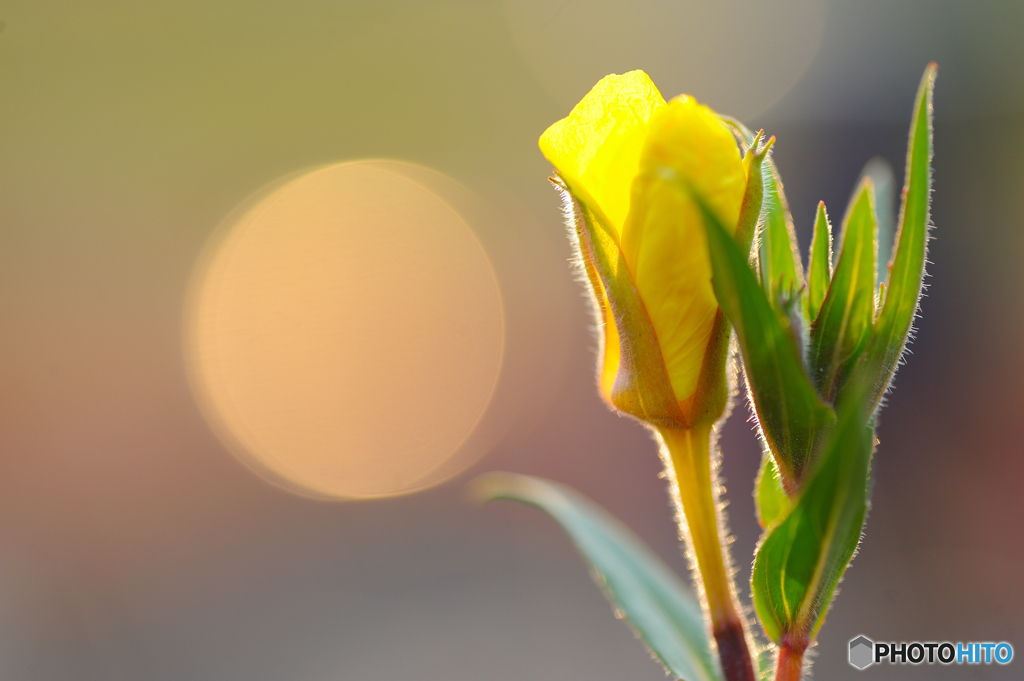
xmin=620 ymin=96 xmax=746 ymax=410
xmin=596 ymin=288 xmax=621 ymax=404
xmin=539 ymin=71 xmax=665 ymax=237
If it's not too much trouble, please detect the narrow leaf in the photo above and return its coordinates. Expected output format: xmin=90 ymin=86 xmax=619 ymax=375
xmin=858 ymin=157 xmax=898 ymax=282
xmin=474 ymin=473 xmax=721 ymax=681
xmin=759 ymin=165 xmax=805 ymax=309
xmin=805 ymin=202 xmax=833 ymax=323
xmin=755 ymin=452 xmax=791 ymax=530
xmin=698 ymin=199 xmax=834 ymax=485
xmin=808 ymin=179 xmax=878 ymax=401
xmin=751 ymin=386 xmax=873 ymax=645
xmin=855 ymin=63 xmax=937 ymax=411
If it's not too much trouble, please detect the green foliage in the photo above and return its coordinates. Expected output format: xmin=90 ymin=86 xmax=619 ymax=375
xmin=808 ymin=180 xmax=878 ymax=401
xmin=711 ymin=64 xmax=935 ymax=651
xmin=758 ymin=165 xmax=805 ymax=309
xmin=699 ymin=197 xmax=834 ymax=485
xmin=747 ymin=63 xmax=935 ymax=649
xmin=750 ymin=384 xmax=873 ymax=644
xmin=853 ymin=63 xmax=937 ymax=412
xmin=474 ymin=473 xmax=721 ymax=681
xmin=720 ymin=117 xmax=805 ymax=313
xmin=805 ymin=202 xmax=833 ymax=323
xmin=734 ymin=132 xmax=772 ymax=255
xmin=755 ymin=453 xmax=790 ymax=530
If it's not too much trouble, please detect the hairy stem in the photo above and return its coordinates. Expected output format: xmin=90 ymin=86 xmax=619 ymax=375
xmin=660 ymin=424 xmax=756 ymax=681
xmin=775 ymin=644 xmax=805 ymax=681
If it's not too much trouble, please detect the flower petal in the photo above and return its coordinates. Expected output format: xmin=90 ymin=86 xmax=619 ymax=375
xmin=596 ymin=289 xmax=621 ymax=404
xmin=540 ymin=71 xmax=665 ymax=237
xmin=621 ymin=96 xmax=746 ymax=408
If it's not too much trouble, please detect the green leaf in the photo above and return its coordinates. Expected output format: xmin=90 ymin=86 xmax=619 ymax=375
xmin=805 ymin=202 xmax=833 ymax=323
xmin=750 ymin=386 xmax=873 ymax=645
xmin=759 ymin=164 xmax=805 ymax=309
xmin=699 ymin=199 xmax=834 ymax=484
xmin=858 ymin=157 xmax=898 ymax=283
xmin=755 ymin=452 xmax=791 ymax=530
xmin=474 ymin=473 xmax=721 ymax=681
xmin=808 ymin=180 xmax=878 ymax=401
xmin=855 ymin=63 xmax=937 ymax=412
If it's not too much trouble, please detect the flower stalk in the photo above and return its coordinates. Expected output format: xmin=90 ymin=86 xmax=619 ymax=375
xmin=538 ymin=72 xmax=765 ymax=679
xmin=660 ymin=423 xmax=755 ymax=681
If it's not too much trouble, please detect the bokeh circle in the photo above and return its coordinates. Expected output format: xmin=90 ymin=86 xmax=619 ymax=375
xmin=185 ymin=161 xmax=505 ymax=500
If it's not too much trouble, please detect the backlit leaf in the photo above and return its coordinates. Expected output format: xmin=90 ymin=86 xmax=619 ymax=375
xmin=755 ymin=452 xmax=791 ymax=530
xmin=759 ymin=165 xmax=805 ymax=310
xmin=698 ymin=198 xmax=834 ymax=485
xmin=854 ymin=63 xmax=937 ymax=412
xmin=808 ymin=180 xmax=877 ymax=401
xmin=750 ymin=386 xmax=873 ymax=645
xmin=475 ymin=473 xmax=721 ymax=681
xmin=805 ymin=202 xmax=833 ymax=323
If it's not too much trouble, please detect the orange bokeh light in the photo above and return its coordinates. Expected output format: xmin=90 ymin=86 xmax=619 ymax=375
xmin=185 ymin=161 xmax=504 ymax=499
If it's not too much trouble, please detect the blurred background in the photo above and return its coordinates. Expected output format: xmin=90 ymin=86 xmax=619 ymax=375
xmin=0 ymin=1 xmax=1021 ymax=679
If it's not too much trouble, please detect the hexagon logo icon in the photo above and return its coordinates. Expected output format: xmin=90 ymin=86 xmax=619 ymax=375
xmin=849 ymin=635 xmax=874 ymax=670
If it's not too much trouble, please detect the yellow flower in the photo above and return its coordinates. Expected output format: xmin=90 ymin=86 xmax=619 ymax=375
xmin=540 ymin=70 xmax=747 ymax=426
xmin=541 ymin=73 xmax=762 ymax=677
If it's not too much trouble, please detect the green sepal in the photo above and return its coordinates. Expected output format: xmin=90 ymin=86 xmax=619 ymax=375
xmin=553 ymin=175 xmax=686 ymax=429
xmin=805 ymin=202 xmax=833 ymax=323
xmin=697 ymin=197 xmax=834 ymax=485
xmin=755 ymin=452 xmax=791 ymax=530
xmin=735 ymin=131 xmax=775 ymax=257
xmin=853 ymin=63 xmax=937 ymax=411
xmin=807 ymin=180 xmax=878 ymax=401
xmin=474 ymin=473 xmax=721 ymax=681
xmin=718 ymin=117 xmax=805 ymax=311
xmin=750 ymin=383 xmax=873 ymax=646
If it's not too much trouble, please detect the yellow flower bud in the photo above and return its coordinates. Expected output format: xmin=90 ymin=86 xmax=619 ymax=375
xmin=540 ymin=71 xmax=746 ymax=426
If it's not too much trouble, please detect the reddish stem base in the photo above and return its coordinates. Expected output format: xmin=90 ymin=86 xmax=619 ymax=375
xmin=775 ymin=644 xmax=805 ymax=681
xmin=714 ymin=622 xmax=756 ymax=681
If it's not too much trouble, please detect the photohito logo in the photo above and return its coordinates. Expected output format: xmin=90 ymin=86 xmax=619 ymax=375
xmin=849 ymin=636 xmax=874 ymax=669
xmin=849 ymin=635 xmax=1013 ymax=670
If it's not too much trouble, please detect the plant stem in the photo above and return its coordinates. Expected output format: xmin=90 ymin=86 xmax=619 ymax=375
xmin=775 ymin=644 xmax=805 ymax=681
xmin=660 ymin=424 xmax=756 ymax=681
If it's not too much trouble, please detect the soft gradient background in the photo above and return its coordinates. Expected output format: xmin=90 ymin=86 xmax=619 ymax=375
xmin=0 ymin=1 xmax=1022 ymax=679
